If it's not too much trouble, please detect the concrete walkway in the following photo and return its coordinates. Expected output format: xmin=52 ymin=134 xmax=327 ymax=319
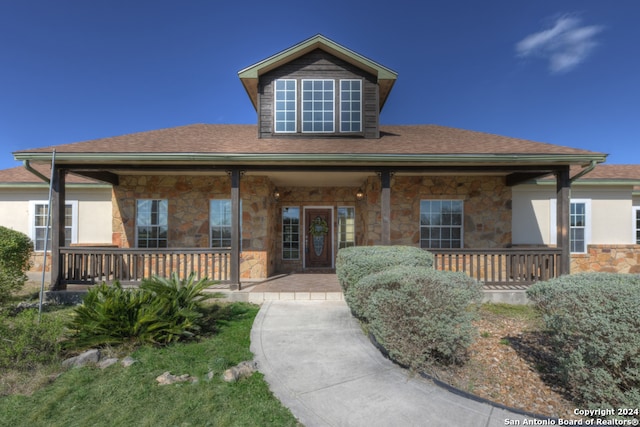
xmin=251 ymin=300 xmax=542 ymax=427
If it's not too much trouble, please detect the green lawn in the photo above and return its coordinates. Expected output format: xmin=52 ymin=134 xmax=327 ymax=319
xmin=0 ymin=303 xmax=300 ymax=427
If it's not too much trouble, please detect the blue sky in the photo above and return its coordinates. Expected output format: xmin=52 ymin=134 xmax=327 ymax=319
xmin=1 ymin=0 xmax=638 ymax=170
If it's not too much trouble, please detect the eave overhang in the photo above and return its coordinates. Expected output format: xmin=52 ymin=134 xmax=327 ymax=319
xmin=238 ymin=34 xmax=398 ymax=111
xmin=14 ymin=151 xmax=607 ymax=168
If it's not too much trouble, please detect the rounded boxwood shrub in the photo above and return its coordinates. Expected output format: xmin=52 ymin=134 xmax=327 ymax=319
xmin=527 ymin=273 xmax=640 ymax=409
xmin=336 ymin=245 xmax=434 ymax=293
xmin=367 ymin=267 xmax=482 ymax=370
xmin=0 ymin=226 xmax=33 ymax=303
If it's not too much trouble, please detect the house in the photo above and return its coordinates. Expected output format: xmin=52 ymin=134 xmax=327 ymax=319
xmin=512 ymin=164 xmax=640 ymax=274
xmin=11 ymin=34 xmax=610 ymax=290
xmin=0 ymin=165 xmax=112 ymax=271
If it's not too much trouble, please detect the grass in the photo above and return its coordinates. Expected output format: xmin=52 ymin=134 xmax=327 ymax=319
xmin=480 ymin=302 xmax=540 ymax=323
xmin=0 ymin=297 xmax=299 ymax=427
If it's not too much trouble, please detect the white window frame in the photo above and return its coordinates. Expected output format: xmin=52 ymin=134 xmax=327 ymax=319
xmin=274 ymin=79 xmax=297 ymax=133
xmin=340 ymin=79 xmax=362 ymax=133
xmin=633 ymin=206 xmax=640 ymax=244
xmin=135 ymin=199 xmax=168 ymax=249
xmin=29 ymin=200 xmax=78 ymax=251
xmin=337 ymin=206 xmax=356 ymax=249
xmin=419 ymin=200 xmax=464 ymax=249
xmin=301 ymin=79 xmax=335 ymax=133
xmin=282 ymin=207 xmax=300 ymax=260
xmin=550 ymin=198 xmax=591 ymax=254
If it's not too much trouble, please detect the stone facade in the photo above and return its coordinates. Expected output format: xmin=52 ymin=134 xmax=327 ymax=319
xmin=383 ymin=175 xmax=512 ymax=248
xmin=111 ymin=174 xmax=276 ymax=279
xmin=572 ymin=244 xmax=640 ymax=274
xmin=108 ymin=173 xmax=515 ymax=280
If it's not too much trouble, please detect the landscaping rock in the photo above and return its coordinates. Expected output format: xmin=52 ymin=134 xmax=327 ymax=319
xmin=222 ymin=360 xmax=257 ymax=383
xmin=121 ymin=356 xmax=137 ymax=367
xmin=62 ymin=349 xmax=100 ymax=368
xmin=97 ymin=358 xmax=119 ymax=369
xmin=156 ymin=371 xmax=197 ymax=386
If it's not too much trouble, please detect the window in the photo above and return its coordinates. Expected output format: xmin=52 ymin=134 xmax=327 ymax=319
xmin=550 ymin=199 xmax=591 ymax=254
xmin=210 ymin=200 xmax=232 ymax=248
xmin=337 ymin=207 xmax=356 ymax=249
xmin=302 ymin=79 xmax=334 ymax=132
xmin=282 ymin=207 xmax=300 ymax=259
xmin=136 ymin=199 xmax=168 ymax=248
xmin=340 ymin=80 xmax=362 ymax=132
xmin=570 ymin=201 xmax=587 ymax=253
xmin=30 ymin=201 xmax=77 ymax=251
xmin=274 ymin=79 xmax=296 ymax=133
xmin=274 ymin=78 xmax=362 ymax=134
xmin=634 ymin=207 xmax=640 ymax=244
xmin=419 ymin=200 xmax=463 ymax=249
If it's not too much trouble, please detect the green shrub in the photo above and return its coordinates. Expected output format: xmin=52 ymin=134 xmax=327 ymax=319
xmin=0 ymin=226 xmax=33 ymax=303
xmin=66 ymin=273 xmax=215 ymax=349
xmin=527 ymin=273 xmax=640 ymax=409
xmin=336 ymin=245 xmax=434 ymax=293
xmin=346 ymin=266 xmax=414 ymax=320
xmin=367 ymin=267 xmax=482 ymax=369
xmin=0 ymin=309 xmax=65 ymax=371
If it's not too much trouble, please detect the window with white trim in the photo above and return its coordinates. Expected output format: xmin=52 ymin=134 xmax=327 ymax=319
xmin=634 ymin=207 xmax=640 ymax=244
xmin=340 ymin=80 xmax=362 ymax=132
xmin=419 ymin=200 xmax=463 ymax=249
xmin=302 ymin=79 xmax=334 ymax=132
xmin=273 ymin=78 xmax=362 ymax=134
xmin=337 ymin=207 xmax=356 ymax=249
xmin=282 ymin=207 xmax=300 ymax=259
xmin=210 ymin=200 xmax=233 ymax=248
xmin=136 ymin=199 xmax=168 ymax=248
xmin=30 ymin=201 xmax=77 ymax=251
xmin=274 ymin=79 xmax=296 ymax=133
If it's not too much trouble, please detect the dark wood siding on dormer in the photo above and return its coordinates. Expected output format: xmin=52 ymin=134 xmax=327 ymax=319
xmin=258 ymin=49 xmax=379 ymax=139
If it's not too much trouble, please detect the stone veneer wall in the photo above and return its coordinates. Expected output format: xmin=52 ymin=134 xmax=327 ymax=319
xmin=572 ymin=245 xmax=640 ymax=274
xmin=112 ymin=175 xmax=276 ymax=280
xmin=363 ymin=175 xmax=512 ymax=248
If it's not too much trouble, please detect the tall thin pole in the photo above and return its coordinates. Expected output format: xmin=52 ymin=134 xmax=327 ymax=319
xmin=38 ymin=151 xmax=56 ymax=322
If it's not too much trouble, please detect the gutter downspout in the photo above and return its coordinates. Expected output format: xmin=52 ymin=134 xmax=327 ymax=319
xmin=23 ymin=160 xmax=51 ymax=184
xmin=570 ymin=160 xmax=598 ymax=183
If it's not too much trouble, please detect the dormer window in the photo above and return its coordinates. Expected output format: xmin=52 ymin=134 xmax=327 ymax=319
xmin=274 ymin=78 xmax=362 ymax=135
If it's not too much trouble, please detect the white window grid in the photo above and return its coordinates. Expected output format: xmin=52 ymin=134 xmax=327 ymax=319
xmin=30 ymin=201 xmax=77 ymax=251
xmin=302 ymin=79 xmax=334 ymax=133
xmin=337 ymin=206 xmax=356 ymax=249
xmin=340 ymin=80 xmax=362 ymax=133
xmin=274 ymin=79 xmax=297 ymax=133
xmin=419 ymin=200 xmax=463 ymax=249
xmin=136 ymin=199 xmax=168 ymax=248
xmin=282 ymin=207 xmax=300 ymax=259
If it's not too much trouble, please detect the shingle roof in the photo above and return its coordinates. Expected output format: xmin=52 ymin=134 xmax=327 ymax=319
xmin=0 ymin=165 xmax=102 ymax=185
xmin=13 ymin=123 xmax=604 ymax=158
xmin=576 ymin=164 xmax=640 ymax=180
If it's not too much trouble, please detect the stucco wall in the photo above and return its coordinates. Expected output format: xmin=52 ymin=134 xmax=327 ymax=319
xmin=512 ymin=184 xmax=635 ymax=245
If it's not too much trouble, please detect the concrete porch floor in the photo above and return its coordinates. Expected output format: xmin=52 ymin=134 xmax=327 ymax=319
xmin=227 ymin=273 xmax=344 ymax=303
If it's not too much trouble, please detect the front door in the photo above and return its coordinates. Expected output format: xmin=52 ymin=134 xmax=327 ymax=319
xmin=305 ymin=208 xmax=333 ymax=268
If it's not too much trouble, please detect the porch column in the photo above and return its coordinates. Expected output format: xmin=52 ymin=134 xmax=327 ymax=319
xmin=556 ymin=167 xmax=571 ymax=276
xmin=50 ymin=167 xmax=66 ymax=291
xmin=380 ymin=170 xmax=391 ymax=245
xmin=229 ymin=169 xmax=241 ymax=290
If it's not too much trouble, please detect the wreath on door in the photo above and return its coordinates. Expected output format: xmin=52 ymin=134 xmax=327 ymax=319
xmin=309 ymin=216 xmax=329 ymax=257
xmin=308 ymin=216 xmax=329 ymax=237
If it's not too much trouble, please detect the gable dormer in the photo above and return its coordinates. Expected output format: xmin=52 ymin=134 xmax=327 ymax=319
xmin=238 ymin=35 xmax=398 ymax=139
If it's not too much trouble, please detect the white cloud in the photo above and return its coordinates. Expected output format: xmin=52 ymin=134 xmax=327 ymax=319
xmin=516 ymin=15 xmax=604 ymax=74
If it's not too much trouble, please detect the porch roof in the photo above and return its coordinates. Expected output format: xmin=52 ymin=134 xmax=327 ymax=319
xmin=13 ymin=124 xmax=606 ymax=168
